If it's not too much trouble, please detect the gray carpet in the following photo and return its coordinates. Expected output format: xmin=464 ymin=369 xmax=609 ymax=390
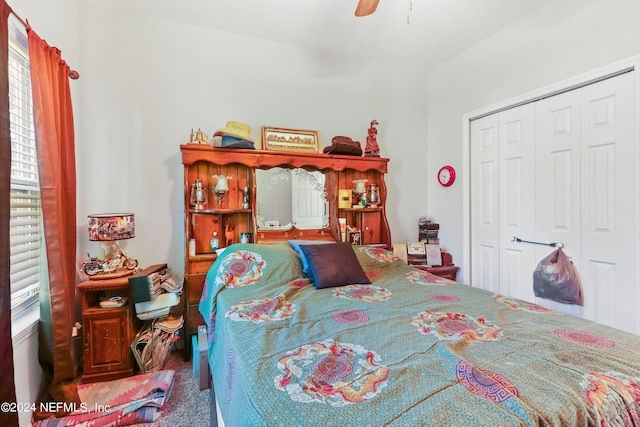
xmin=132 ymin=350 xmax=210 ymax=426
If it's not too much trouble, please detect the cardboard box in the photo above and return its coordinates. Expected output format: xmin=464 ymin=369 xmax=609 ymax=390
xmin=339 ymin=189 xmax=352 ymax=209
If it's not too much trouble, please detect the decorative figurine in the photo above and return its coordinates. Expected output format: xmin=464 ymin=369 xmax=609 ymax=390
xmin=81 ymin=248 xmax=138 ymax=276
xmin=364 ymin=119 xmax=380 ymax=157
xmin=189 ymin=128 xmax=208 ymax=144
xmin=224 ymin=218 xmax=236 ymax=247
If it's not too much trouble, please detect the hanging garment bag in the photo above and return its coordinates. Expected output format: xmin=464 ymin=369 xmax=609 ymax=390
xmin=532 ymin=248 xmax=583 ymax=305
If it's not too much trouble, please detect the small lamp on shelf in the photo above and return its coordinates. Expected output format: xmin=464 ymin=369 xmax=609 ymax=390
xmin=212 ymin=175 xmax=231 ymax=208
xmin=352 ymin=179 xmax=368 ymax=208
xmin=190 ymin=179 xmax=208 ymax=210
xmin=85 ymin=213 xmax=138 ymax=278
xmin=366 ymin=184 xmax=381 ymax=208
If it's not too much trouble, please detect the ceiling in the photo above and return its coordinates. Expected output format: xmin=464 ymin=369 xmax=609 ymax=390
xmin=82 ymin=0 xmax=550 ymax=70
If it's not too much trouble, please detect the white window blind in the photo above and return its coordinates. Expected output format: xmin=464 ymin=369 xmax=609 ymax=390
xmin=8 ymin=21 xmax=41 ymax=310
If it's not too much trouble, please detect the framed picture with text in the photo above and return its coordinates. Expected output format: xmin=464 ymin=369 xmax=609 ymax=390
xmin=262 ymin=126 xmax=319 ymax=153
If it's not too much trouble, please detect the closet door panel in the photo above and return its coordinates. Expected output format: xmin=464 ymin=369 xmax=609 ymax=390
xmin=534 ymin=90 xmax=582 ymax=313
xmin=498 ymin=104 xmax=536 ymax=302
xmin=535 ymin=90 xmax=581 ymax=251
xmin=584 ymin=260 xmax=616 ymax=328
xmin=470 ymin=114 xmax=499 ymax=292
xmin=580 ymin=72 xmax=636 ymax=333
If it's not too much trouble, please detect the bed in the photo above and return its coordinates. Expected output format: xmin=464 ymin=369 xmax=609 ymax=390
xmin=199 ymin=241 xmax=640 ymax=426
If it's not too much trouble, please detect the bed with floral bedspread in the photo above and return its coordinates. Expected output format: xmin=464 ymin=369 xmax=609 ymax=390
xmin=199 ymin=242 xmax=640 ymax=426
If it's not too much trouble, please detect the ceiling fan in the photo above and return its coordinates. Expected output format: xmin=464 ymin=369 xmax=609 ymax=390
xmin=355 ymin=0 xmax=380 ymax=16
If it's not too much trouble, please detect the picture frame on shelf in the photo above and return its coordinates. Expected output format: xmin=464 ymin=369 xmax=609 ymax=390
xmin=262 ymin=126 xmax=319 ymax=153
xmin=346 ymin=228 xmax=362 ymax=245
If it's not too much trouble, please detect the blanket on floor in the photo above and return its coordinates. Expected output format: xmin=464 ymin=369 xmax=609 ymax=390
xmin=33 ymin=370 xmax=174 ymax=427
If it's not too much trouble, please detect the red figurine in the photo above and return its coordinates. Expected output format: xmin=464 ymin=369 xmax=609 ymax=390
xmin=365 ymin=120 xmax=380 ymax=157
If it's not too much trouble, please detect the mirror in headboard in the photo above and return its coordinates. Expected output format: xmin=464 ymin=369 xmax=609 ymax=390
xmin=255 ymin=167 xmax=328 ymax=230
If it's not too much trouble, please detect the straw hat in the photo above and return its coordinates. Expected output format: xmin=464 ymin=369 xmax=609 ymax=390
xmin=212 ymin=121 xmax=255 ymax=149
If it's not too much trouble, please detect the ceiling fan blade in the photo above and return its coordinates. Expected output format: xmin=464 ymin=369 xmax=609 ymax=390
xmin=355 ymin=0 xmax=380 ymax=17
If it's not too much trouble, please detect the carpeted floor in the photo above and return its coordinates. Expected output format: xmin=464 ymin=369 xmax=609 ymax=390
xmin=133 ymin=351 xmax=210 ymax=427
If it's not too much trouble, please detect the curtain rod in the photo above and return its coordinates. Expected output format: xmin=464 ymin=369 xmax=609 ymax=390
xmin=8 ymin=7 xmax=80 ymax=80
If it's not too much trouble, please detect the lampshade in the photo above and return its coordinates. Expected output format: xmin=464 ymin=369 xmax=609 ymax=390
xmin=88 ymin=213 xmax=135 ymax=241
xmin=213 ymin=175 xmax=230 ymax=192
xmin=353 ymin=179 xmax=368 ymax=194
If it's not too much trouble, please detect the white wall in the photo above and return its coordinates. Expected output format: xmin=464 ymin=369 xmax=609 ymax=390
xmin=425 ymin=0 xmax=640 ymax=282
xmin=75 ymin=4 xmax=429 ymax=275
xmin=11 ymin=321 xmax=40 ymax=427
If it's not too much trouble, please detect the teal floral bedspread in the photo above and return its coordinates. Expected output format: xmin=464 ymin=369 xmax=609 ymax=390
xmin=199 ymin=243 xmax=640 ymax=426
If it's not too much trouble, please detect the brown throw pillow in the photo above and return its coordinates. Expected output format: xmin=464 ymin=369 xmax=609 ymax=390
xmin=299 ymin=242 xmax=371 ymax=289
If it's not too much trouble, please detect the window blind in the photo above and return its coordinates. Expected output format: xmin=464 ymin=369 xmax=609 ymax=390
xmin=8 ymin=39 xmax=41 ymax=309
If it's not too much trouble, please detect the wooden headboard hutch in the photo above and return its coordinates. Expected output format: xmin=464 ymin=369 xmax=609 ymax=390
xmin=180 ymin=144 xmax=391 ymax=357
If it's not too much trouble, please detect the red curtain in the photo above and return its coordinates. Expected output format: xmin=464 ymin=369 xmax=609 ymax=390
xmin=27 ymin=28 xmax=80 ymax=420
xmin=0 ymin=2 xmax=18 ymax=425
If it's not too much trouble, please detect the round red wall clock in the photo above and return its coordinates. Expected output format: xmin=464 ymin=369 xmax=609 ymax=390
xmin=437 ymin=165 xmax=456 ymax=187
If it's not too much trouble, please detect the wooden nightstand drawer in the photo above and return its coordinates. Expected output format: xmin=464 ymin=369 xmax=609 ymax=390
xmin=411 ymin=264 xmax=460 ymax=280
xmin=406 ymin=250 xmax=459 ymax=281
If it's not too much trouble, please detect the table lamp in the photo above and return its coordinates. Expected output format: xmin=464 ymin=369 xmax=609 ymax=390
xmin=212 ymin=175 xmax=231 ymax=207
xmin=352 ymin=179 xmax=368 ymax=208
xmin=366 ymin=184 xmax=381 ymax=208
xmin=88 ymin=213 xmax=135 ymax=261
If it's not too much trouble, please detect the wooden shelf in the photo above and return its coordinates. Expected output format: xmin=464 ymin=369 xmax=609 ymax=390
xmin=339 ymin=207 xmax=383 ymax=212
xmin=190 ymin=208 xmax=252 ymax=215
xmin=188 ymin=253 xmax=217 ymax=262
xmin=77 ymin=264 xmax=167 ymax=291
xmin=180 ymin=145 xmax=389 ymax=173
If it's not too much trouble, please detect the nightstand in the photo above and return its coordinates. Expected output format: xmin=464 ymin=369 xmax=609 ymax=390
xmin=408 ymin=251 xmax=460 ymax=281
xmin=77 ymin=264 xmax=166 ymax=383
xmin=410 ymin=264 xmax=460 ymax=280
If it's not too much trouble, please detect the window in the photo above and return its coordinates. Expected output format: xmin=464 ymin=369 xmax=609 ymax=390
xmin=8 ymin=17 xmax=41 ymax=315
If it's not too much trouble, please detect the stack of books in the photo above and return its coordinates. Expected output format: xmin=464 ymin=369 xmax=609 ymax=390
xmin=418 ymin=217 xmax=440 ymax=244
xmin=129 ymin=268 xmax=184 ymax=320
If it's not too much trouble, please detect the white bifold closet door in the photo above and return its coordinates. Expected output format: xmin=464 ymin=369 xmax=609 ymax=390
xmin=470 ymin=71 xmax=638 ymax=334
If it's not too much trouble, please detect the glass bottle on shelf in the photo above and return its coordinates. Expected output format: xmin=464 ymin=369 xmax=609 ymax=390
xmin=210 ymin=232 xmax=219 ymax=251
xmin=242 ymin=187 xmax=250 ymax=209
